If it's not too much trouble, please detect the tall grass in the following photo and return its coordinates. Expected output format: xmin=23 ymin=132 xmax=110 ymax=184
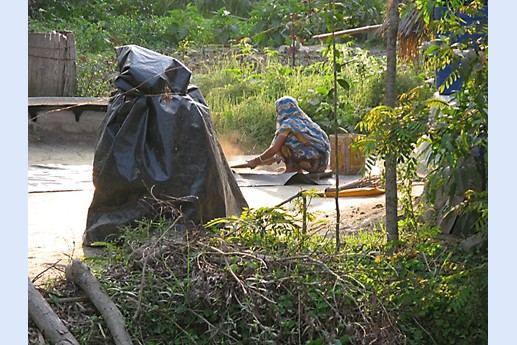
xmin=192 ymin=45 xmax=429 ymax=153
xmin=70 ymin=41 xmax=427 ymax=154
xmin=192 ymin=49 xmax=338 ymax=152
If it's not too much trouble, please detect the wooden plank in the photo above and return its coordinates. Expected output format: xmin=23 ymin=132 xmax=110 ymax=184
xmin=28 ymin=97 xmax=109 ymax=122
xmin=28 ymin=97 xmax=109 ymax=107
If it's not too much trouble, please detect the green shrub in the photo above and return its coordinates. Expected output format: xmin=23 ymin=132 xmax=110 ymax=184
xmin=193 ymin=0 xmax=252 ymax=17
xmin=76 ymin=52 xmax=117 ymax=97
xmin=383 ymin=230 xmax=488 ymax=345
xmin=59 ymin=209 xmax=487 ymax=345
xmin=363 ymin=65 xmax=433 ymax=110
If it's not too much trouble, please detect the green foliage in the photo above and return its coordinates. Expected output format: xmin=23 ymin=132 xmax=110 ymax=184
xmin=355 ymin=85 xmax=442 ymax=226
xmin=207 ymin=8 xmax=250 ymax=45
xmin=29 ymin=0 xmax=384 ymax=50
xmin=386 ymin=230 xmax=488 ymax=345
xmin=76 ymin=52 xmax=117 ymax=97
xmin=361 ymin=66 xmax=432 ymax=110
xmin=30 ymin=0 xmax=189 ymax=19
xmin=158 ymin=5 xmax=210 ymax=47
xmin=421 ymin=67 xmax=488 ymax=224
xmin=248 ymin=0 xmax=312 ymax=47
xmin=397 ymin=156 xmax=420 ymax=231
xmin=208 ymin=206 xmax=311 ymax=251
xmin=193 ymin=0 xmax=252 ymax=17
xmin=247 ymin=0 xmax=384 ymax=47
xmin=57 ymin=207 xmax=487 ymax=345
xmin=356 ymin=88 xmax=434 ymax=160
xmin=342 ymin=226 xmax=488 ymax=345
xmin=416 ymin=0 xmax=488 ymax=236
xmin=29 ymin=2 xmax=243 ymax=53
xmin=449 ymin=190 xmax=487 ymax=237
xmin=28 ymin=0 xmax=395 ymax=151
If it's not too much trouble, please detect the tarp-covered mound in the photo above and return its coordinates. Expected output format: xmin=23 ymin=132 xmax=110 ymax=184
xmin=83 ymin=45 xmax=248 ymax=245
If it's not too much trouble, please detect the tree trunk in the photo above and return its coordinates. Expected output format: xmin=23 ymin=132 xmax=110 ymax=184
xmin=28 ymin=277 xmax=80 ymax=345
xmin=385 ymin=0 xmax=400 ymax=243
xmin=65 ymin=259 xmax=134 ymax=345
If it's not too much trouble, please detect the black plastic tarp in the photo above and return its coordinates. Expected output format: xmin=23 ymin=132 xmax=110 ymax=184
xmin=83 ymin=45 xmax=248 ymax=245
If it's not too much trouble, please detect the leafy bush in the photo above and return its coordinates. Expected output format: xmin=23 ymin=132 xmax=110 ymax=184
xmin=30 ymin=0 xmax=187 ymax=19
xmin=205 ymin=8 xmax=252 ymax=45
xmin=75 ymin=52 xmax=117 ymax=97
xmin=193 ymin=0 xmax=252 ymax=17
xmin=33 ymin=207 xmax=487 ymax=345
xmin=374 ymin=229 xmax=488 ymax=345
xmin=247 ymin=0 xmax=385 ymax=47
xmin=363 ymin=66 xmax=432 ymax=110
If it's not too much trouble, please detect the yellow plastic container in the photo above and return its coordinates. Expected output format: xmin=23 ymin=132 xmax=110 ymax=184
xmin=329 ymin=134 xmax=365 ymax=175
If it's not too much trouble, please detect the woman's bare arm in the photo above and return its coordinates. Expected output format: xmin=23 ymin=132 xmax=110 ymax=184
xmin=247 ymin=133 xmax=287 ymax=168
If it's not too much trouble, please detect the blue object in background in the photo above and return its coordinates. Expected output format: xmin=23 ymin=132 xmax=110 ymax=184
xmin=434 ymin=4 xmax=488 ymax=95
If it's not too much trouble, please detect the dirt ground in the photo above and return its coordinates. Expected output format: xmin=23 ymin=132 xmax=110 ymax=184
xmin=28 ymin=110 xmax=396 ymax=283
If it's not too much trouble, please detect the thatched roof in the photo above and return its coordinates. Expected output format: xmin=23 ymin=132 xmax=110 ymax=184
xmin=379 ymin=0 xmax=430 ymax=62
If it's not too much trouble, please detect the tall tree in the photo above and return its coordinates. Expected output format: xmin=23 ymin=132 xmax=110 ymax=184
xmin=384 ymin=0 xmax=400 ymax=243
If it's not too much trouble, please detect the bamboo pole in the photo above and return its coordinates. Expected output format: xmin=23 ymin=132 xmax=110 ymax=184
xmin=312 ymin=24 xmax=382 ymax=40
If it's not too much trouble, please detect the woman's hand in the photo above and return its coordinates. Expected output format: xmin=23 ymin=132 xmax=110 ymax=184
xmin=247 ymin=135 xmax=286 ymax=169
xmin=246 ymin=156 xmax=261 ymax=169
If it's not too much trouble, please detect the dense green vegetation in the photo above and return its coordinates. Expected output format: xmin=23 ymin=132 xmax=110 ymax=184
xmin=28 ymin=1 xmax=488 ymax=344
xmin=32 ymin=207 xmax=487 ymax=345
xmin=189 ymin=44 xmax=429 ymax=152
xmin=29 ymin=0 xmax=385 ymax=50
xmin=29 ymin=0 xmax=394 ymax=151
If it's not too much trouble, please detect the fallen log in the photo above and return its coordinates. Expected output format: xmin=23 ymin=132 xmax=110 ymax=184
xmin=65 ymin=260 xmax=133 ymax=345
xmin=28 ymin=277 xmax=80 ymax=345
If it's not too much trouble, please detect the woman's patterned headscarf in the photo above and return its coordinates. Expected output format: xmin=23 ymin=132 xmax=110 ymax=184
xmin=275 ymin=96 xmax=306 ymax=125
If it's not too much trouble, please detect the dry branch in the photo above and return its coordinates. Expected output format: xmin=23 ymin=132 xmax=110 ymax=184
xmin=65 ymin=259 xmax=133 ymax=345
xmin=28 ymin=277 xmax=80 ymax=345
